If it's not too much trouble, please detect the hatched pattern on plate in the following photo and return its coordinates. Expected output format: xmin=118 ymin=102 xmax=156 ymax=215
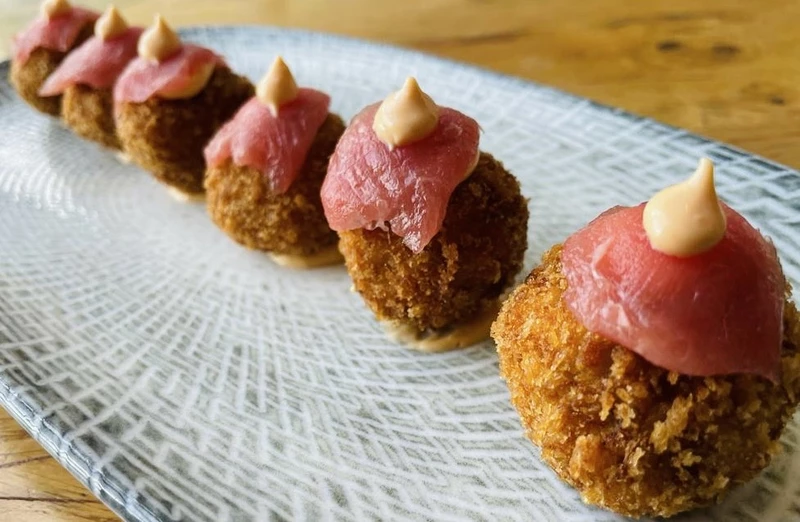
xmin=1 ymin=26 xmax=799 ymax=522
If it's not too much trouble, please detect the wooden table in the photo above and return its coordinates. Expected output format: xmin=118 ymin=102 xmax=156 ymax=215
xmin=1 ymin=0 xmax=799 ymax=520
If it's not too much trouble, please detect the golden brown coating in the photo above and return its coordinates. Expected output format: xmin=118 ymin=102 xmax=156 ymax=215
xmin=62 ymin=84 xmax=119 ymax=149
xmin=9 ymin=23 xmax=94 ymax=116
xmin=115 ymin=66 xmax=254 ymax=195
xmin=204 ymin=114 xmax=345 ymax=256
xmin=339 ymin=153 xmax=529 ymax=333
xmin=492 ymin=245 xmax=800 ymax=518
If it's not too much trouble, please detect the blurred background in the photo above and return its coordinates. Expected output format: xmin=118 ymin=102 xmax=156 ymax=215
xmin=2 ymin=0 xmax=800 ymax=167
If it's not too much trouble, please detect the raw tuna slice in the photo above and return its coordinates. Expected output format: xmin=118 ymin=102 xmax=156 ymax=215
xmin=561 ymin=203 xmax=784 ymax=381
xmin=12 ymin=7 xmax=98 ymax=65
xmin=39 ymin=27 xmax=143 ymax=95
xmin=204 ymin=90 xmax=330 ymax=194
xmin=321 ymin=103 xmax=480 ymax=253
xmin=113 ymin=45 xmax=225 ymax=103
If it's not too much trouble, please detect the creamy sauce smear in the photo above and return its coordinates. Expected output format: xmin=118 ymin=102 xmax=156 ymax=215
xmin=166 ymin=186 xmax=205 ymax=203
xmin=95 ymin=5 xmax=128 ymax=40
xmin=643 ymin=157 xmax=727 ymax=257
xmin=138 ymin=15 xmax=181 ymax=62
xmin=372 ymin=77 xmax=439 ymax=149
xmin=256 ymin=56 xmax=299 ymax=116
xmin=269 ymin=245 xmax=344 ymax=269
xmin=41 ymin=0 xmax=71 ymax=19
xmin=138 ymin=15 xmax=214 ymax=99
xmin=384 ymin=301 xmax=502 ymax=353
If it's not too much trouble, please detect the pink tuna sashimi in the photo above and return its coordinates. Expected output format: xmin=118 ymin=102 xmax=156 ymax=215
xmin=321 ymin=103 xmax=480 ymax=253
xmin=12 ymin=7 xmax=99 ymax=66
xmin=204 ymin=90 xmax=330 ymax=194
xmin=561 ymin=203 xmax=784 ymax=381
xmin=113 ymin=45 xmax=225 ymax=103
xmin=39 ymin=27 xmax=143 ymax=95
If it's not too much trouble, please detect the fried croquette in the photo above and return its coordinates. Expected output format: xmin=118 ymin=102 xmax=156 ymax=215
xmin=338 ymin=152 xmax=528 ymax=335
xmin=62 ymin=84 xmax=118 ymax=149
xmin=492 ymin=245 xmax=800 ymax=518
xmin=115 ymin=66 xmax=254 ymax=195
xmin=204 ymin=114 xmax=345 ymax=257
xmin=9 ymin=23 xmax=94 ymax=116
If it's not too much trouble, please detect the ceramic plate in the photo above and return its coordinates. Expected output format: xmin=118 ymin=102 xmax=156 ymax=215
xmin=1 ymin=26 xmax=799 ymax=522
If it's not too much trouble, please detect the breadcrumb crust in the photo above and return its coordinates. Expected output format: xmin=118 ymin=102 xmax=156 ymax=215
xmin=116 ymin=66 xmax=254 ymax=195
xmin=9 ymin=23 xmax=94 ymax=116
xmin=492 ymin=245 xmax=800 ymax=518
xmin=63 ymin=84 xmax=119 ymax=149
xmin=339 ymin=152 xmax=529 ymax=334
xmin=204 ymin=114 xmax=345 ymax=256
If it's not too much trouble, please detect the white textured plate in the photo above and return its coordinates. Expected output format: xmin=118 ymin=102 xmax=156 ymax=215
xmin=1 ymin=26 xmax=799 ymax=522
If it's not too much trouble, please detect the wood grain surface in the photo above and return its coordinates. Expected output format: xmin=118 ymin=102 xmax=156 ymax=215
xmin=2 ymin=0 xmax=799 ymax=520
